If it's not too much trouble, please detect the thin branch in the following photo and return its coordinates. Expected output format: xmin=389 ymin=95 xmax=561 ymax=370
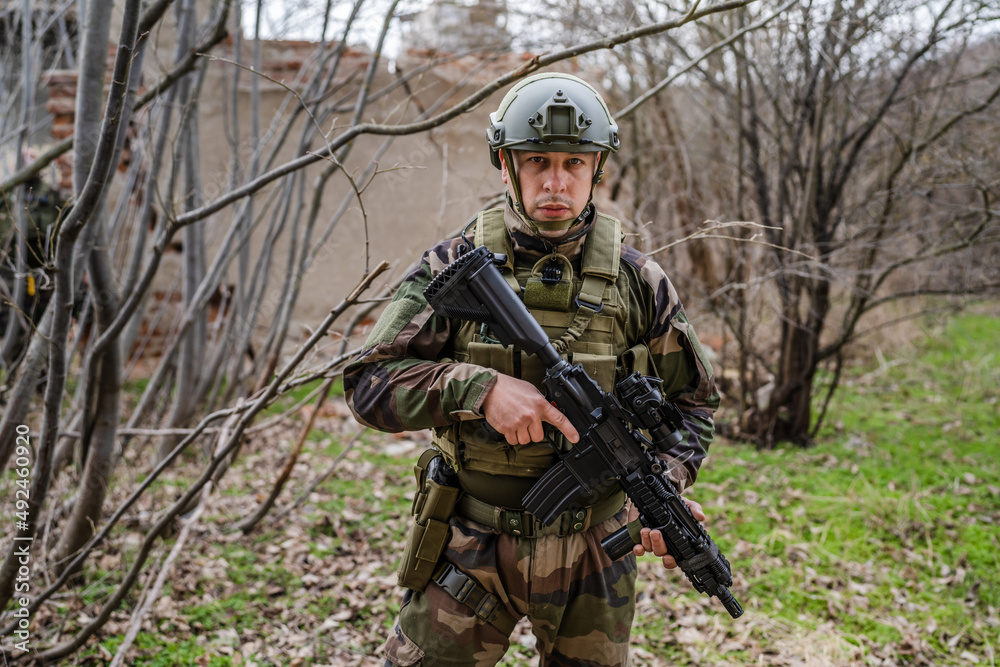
xmin=616 ymin=0 xmax=796 ymax=119
xmin=23 ymin=262 xmax=391 ymax=661
xmin=199 ymin=52 xmax=329 ymax=147
xmin=107 ymin=479 xmax=213 ymax=667
xmin=647 ymin=220 xmax=814 ymax=260
xmin=0 ymin=0 xmax=225 ymax=195
xmin=274 ymin=426 xmax=367 ymax=520
xmin=168 ymin=0 xmax=757 ymax=231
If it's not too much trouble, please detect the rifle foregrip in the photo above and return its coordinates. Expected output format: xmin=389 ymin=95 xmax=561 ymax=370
xmin=601 ymin=523 xmax=642 ymax=561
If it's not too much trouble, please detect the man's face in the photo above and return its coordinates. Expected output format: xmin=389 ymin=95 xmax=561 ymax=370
xmin=501 ymin=151 xmax=597 ymax=237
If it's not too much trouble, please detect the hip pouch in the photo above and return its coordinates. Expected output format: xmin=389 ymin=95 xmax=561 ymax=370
xmin=397 ymin=450 xmax=461 ymax=591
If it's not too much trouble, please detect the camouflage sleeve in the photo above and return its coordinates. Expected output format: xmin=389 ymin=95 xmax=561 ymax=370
xmin=625 ymin=246 xmax=721 ymax=490
xmin=343 ymin=240 xmax=499 ymax=433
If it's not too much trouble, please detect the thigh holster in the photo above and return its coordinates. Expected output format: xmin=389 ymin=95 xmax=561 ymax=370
xmin=397 ymin=450 xmax=461 ymax=591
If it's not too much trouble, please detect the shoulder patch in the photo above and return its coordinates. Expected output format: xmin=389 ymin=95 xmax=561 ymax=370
xmin=366 ymin=297 xmax=426 ymax=346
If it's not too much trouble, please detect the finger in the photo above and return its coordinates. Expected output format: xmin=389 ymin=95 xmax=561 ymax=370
xmin=527 ymin=419 xmax=546 ymax=444
xmin=662 ymin=554 xmax=678 ymax=569
xmin=649 ymin=529 xmax=668 ymax=557
xmin=633 ymin=543 xmax=646 ymax=557
xmin=640 ymin=527 xmax=653 ymax=552
xmin=686 ymin=499 xmax=706 ymax=522
xmin=545 ymin=405 xmax=579 ymax=443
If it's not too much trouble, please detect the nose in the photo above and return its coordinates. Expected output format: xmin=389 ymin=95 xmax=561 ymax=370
xmin=543 ymin=163 xmax=568 ymax=193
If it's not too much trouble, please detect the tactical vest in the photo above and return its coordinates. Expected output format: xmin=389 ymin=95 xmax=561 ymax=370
xmin=432 ymin=207 xmax=650 ymax=478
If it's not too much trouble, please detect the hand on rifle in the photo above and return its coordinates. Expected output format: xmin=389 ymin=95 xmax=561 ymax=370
xmin=630 ymin=498 xmax=706 ymax=569
xmin=482 ymin=373 xmax=580 ymax=446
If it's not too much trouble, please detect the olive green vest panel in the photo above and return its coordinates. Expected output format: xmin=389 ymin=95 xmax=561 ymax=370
xmin=432 ymin=208 xmax=651 ymax=478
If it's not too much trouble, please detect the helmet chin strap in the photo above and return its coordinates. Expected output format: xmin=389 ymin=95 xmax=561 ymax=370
xmin=503 ymin=148 xmax=602 ymax=240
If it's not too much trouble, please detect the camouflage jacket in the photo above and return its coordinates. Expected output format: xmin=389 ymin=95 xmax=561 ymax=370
xmin=343 ymin=205 xmax=720 ymax=489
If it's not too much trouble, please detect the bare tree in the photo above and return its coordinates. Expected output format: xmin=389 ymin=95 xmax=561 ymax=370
xmin=0 ymin=0 xmax=757 ymax=660
xmin=478 ymin=0 xmax=1000 ymax=447
xmin=0 ymin=0 xmax=36 ymax=369
xmin=0 ymin=0 xmax=141 ymax=612
xmin=642 ymin=0 xmax=1000 ymax=444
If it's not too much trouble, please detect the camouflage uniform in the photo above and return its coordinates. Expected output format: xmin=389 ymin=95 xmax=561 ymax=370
xmin=386 ymin=512 xmax=637 ymax=666
xmin=344 ymin=202 xmax=720 ymax=666
xmin=1 ymin=178 xmax=62 ymax=341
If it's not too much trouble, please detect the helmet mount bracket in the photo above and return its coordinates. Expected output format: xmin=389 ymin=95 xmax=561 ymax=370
xmin=526 ymin=90 xmax=592 ymax=143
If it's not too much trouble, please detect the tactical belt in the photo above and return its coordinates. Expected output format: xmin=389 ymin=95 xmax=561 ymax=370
xmin=455 ymin=489 xmax=626 ymax=538
xmin=431 ymin=561 xmax=518 ymax=636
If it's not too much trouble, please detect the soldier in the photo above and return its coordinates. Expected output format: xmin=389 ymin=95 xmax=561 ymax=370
xmin=1 ymin=158 xmax=63 ymax=361
xmin=343 ymin=72 xmax=720 ymax=666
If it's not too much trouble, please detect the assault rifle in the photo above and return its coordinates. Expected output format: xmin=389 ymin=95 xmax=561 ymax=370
xmin=423 ymin=245 xmax=743 ymax=619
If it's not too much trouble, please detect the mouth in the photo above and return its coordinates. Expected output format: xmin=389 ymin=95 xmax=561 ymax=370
xmin=537 ymin=204 xmax=570 ymax=216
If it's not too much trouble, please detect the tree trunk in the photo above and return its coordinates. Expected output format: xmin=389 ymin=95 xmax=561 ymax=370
xmin=0 ymin=0 xmax=34 ymax=368
xmin=51 ymin=220 xmax=122 ymax=575
xmin=0 ymin=308 xmax=52 ymax=471
xmin=0 ymin=0 xmax=140 ymax=611
xmin=157 ymin=0 xmax=206 ymax=462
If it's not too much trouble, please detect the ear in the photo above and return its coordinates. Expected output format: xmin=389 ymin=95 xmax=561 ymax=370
xmin=499 ymin=150 xmax=510 ymax=186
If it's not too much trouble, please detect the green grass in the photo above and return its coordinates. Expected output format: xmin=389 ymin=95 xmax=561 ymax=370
xmin=669 ymin=313 xmax=1000 ymax=664
xmin=87 ymin=541 xmax=301 ymax=666
xmin=97 ymin=634 xmax=234 ymax=666
xmin=61 ymin=312 xmax=1000 ymax=666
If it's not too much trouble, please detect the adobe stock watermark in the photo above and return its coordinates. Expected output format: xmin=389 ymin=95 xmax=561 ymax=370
xmin=9 ymin=424 xmax=35 ymax=654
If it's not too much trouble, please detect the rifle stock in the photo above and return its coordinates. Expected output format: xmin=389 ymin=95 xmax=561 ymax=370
xmin=423 ymin=245 xmax=560 ymax=366
xmin=424 ymin=246 xmax=743 ymax=619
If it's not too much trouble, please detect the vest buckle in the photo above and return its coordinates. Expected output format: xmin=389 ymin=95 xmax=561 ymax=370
xmin=574 ymin=293 xmax=604 ymax=314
